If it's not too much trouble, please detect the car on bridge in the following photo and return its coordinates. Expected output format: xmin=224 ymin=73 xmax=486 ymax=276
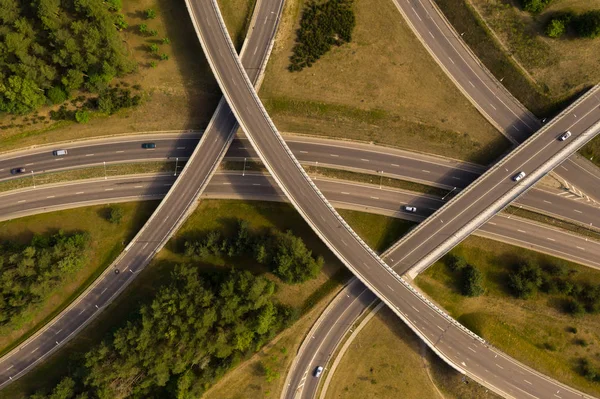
xmin=314 ymin=366 xmax=323 ymax=378
xmin=142 ymin=143 xmax=156 ymax=149
xmin=404 ymin=205 xmax=417 ymax=213
xmin=558 ymin=131 xmax=572 ymax=141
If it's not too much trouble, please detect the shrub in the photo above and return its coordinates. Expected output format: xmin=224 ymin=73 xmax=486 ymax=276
xmin=447 ymin=253 xmax=467 ymax=271
xmin=564 ymin=298 xmax=585 ymax=316
xmin=521 ymin=0 xmax=552 ymax=13
xmin=546 ymin=18 xmax=566 ymax=38
xmin=145 ymin=9 xmax=157 ymax=19
xmin=107 ymin=205 xmax=124 ymax=224
xmin=162 ymin=37 xmax=171 ymax=45
xmin=461 ymin=265 xmax=485 ymax=297
xmin=507 ymin=259 xmax=542 ymax=299
xmin=46 ymin=87 xmax=68 ymax=105
xmin=160 ymin=53 xmax=169 ymax=61
xmin=149 ymin=44 xmax=159 ymax=54
xmin=139 ymin=24 xmax=148 ymax=34
xmin=574 ymin=10 xmax=600 ymax=38
xmin=580 ymin=358 xmax=600 ymax=383
xmin=75 ymin=110 xmax=90 ymax=124
xmin=106 ymin=0 xmax=122 ymax=11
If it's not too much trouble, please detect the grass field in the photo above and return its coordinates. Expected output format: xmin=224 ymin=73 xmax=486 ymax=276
xmin=259 ymin=0 xmax=509 ymax=164
xmin=470 ymin=0 xmax=600 ymax=101
xmin=218 ymin=0 xmax=256 ymax=50
xmin=416 ymin=235 xmax=600 ymax=397
xmin=0 ymin=201 xmax=158 ymax=356
xmin=326 ymin=306 xmax=498 ymax=399
xmin=0 ymin=200 xmax=349 ymax=398
xmin=0 ymin=0 xmax=222 ymax=152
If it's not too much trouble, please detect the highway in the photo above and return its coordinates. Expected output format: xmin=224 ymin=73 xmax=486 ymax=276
xmin=188 ymin=0 xmax=599 ymax=397
xmin=2 ymin=134 xmax=598 ymax=233
xmin=394 ymin=0 xmax=600 ymax=203
xmin=1 ymin=172 xmax=599 ymax=269
xmin=0 ymin=0 xmax=283 ymax=389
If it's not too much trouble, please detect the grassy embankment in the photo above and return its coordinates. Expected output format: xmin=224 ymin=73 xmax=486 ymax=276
xmin=259 ymin=0 xmax=509 ymax=164
xmin=417 ymin=235 xmax=600 ymax=397
xmin=327 ymin=306 xmax=499 ymax=399
xmin=434 ymin=0 xmax=600 ymax=166
xmin=0 ymin=0 xmax=220 ymax=153
xmin=0 ymin=202 xmax=158 ymax=358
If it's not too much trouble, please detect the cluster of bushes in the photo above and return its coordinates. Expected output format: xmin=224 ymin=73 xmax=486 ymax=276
xmin=546 ymin=10 xmax=600 ymax=39
xmin=580 ymin=358 xmax=600 ymax=383
xmin=289 ymin=0 xmax=356 ymax=71
xmin=0 ymin=0 xmax=135 ymax=115
xmin=184 ymin=220 xmax=324 ymax=284
xmin=521 ymin=0 xmax=552 ymax=14
xmin=49 ymin=85 xmax=142 ymax=123
xmin=0 ymin=231 xmax=89 ymax=326
xmin=507 ymin=257 xmax=600 ymax=315
xmin=29 ymin=266 xmax=297 ymax=398
xmin=139 ymin=8 xmax=171 ymax=67
xmin=446 ymin=254 xmax=485 ymax=297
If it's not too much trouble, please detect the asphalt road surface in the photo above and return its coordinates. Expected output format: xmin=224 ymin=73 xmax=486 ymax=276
xmin=189 ymin=0 xmax=598 ymax=397
xmin=1 ymin=172 xmax=599 ymax=269
xmin=394 ymin=0 xmax=600 ymax=203
xmin=2 ymin=134 xmax=598 ymax=231
xmin=0 ymin=0 xmax=283 ymax=389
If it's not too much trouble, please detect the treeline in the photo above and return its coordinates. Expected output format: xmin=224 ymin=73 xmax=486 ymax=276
xmin=0 ymin=0 xmax=135 ymax=114
xmin=0 ymin=231 xmax=89 ymax=326
xmin=446 ymin=254 xmax=485 ymax=297
xmin=184 ymin=219 xmax=324 ymax=283
xmin=30 ymin=266 xmax=297 ymax=399
xmin=289 ymin=0 xmax=356 ymax=72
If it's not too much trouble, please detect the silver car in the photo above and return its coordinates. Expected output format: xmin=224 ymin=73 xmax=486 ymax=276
xmin=512 ymin=171 xmax=526 ymax=182
xmin=314 ymin=366 xmax=324 ymax=378
xmin=558 ymin=131 xmax=572 ymax=141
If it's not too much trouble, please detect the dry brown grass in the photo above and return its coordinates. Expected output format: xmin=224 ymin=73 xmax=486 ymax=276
xmin=0 ymin=0 xmax=221 ymax=152
xmin=326 ymin=306 xmax=498 ymax=399
xmin=470 ymin=0 xmax=600 ymax=99
xmin=417 ymin=235 xmax=600 ymax=397
xmin=259 ymin=0 xmax=509 ymax=164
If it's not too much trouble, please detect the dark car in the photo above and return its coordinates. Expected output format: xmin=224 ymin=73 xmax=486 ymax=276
xmin=11 ymin=167 xmax=26 ymax=175
xmin=142 ymin=143 xmax=156 ymax=149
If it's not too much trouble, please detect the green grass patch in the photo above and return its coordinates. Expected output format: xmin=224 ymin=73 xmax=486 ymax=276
xmin=416 ymin=235 xmax=600 ymax=397
xmin=338 ymin=209 xmax=414 ymax=252
xmin=0 ymin=161 xmax=182 ymax=193
xmin=217 ymin=0 xmax=257 ymax=50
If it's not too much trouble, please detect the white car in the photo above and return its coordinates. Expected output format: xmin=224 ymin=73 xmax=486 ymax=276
xmin=558 ymin=131 xmax=572 ymax=141
xmin=404 ymin=206 xmax=417 ymax=213
xmin=314 ymin=366 xmax=324 ymax=378
xmin=512 ymin=171 xmax=526 ymax=182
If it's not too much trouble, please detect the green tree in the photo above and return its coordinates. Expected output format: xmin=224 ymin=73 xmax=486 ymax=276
xmin=145 ymin=8 xmax=156 ymax=19
xmin=46 ymin=86 xmax=67 ymax=104
xmin=546 ymin=18 xmax=566 ymax=38
xmin=162 ymin=37 xmax=171 ymax=45
xmin=114 ymin=13 xmax=127 ymax=30
xmin=149 ymin=43 xmax=159 ymax=53
xmin=149 ymin=29 xmax=158 ymax=37
xmin=0 ymin=76 xmax=46 ymax=114
xmin=521 ymin=0 xmax=552 ymax=13
xmin=149 ymin=61 xmax=158 ymax=68
xmin=107 ymin=205 xmax=124 ymax=224
xmin=106 ymin=0 xmax=122 ymax=11
xmin=461 ymin=265 xmax=484 ymax=297
xmin=139 ymin=23 xmax=148 ymax=34
xmin=75 ymin=110 xmax=90 ymax=123
xmin=160 ymin=53 xmax=169 ymax=61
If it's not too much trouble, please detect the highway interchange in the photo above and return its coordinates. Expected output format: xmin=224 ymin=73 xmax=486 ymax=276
xmin=0 ymin=0 xmax=599 ymax=397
